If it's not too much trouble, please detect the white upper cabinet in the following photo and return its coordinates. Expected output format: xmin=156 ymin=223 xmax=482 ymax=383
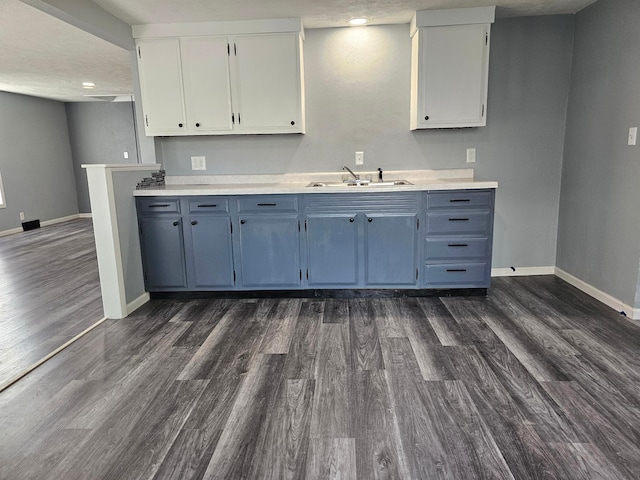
xmin=230 ymin=34 xmax=303 ymax=133
xmin=136 ymin=38 xmax=186 ymax=135
xmin=410 ymin=7 xmax=495 ymax=129
xmin=134 ymin=19 xmax=305 ymax=137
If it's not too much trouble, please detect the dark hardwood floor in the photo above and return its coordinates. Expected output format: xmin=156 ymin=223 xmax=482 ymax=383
xmin=0 ymin=219 xmax=103 ymax=386
xmin=1 ymin=276 xmax=640 ymax=479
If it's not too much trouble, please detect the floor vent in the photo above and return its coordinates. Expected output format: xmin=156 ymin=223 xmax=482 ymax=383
xmin=22 ymin=219 xmax=40 ymax=231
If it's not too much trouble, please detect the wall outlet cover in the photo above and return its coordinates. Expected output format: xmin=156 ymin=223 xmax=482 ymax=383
xmin=355 ymin=151 xmax=364 ymax=165
xmin=628 ymin=127 xmax=637 ymax=146
xmin=191 ymin=156 xmax=206 ymax=170
xmin=466 ymin=148 xmax=476 ymax=163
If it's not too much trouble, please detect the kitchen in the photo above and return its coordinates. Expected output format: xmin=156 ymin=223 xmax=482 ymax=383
xmin=0 ymin=0 xmax=639 ymax=478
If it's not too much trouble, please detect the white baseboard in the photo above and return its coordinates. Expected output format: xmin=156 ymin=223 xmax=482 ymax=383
xmin=127 ymin=292 xmax=150 ymax=316
xmin=492 ymin=266 xmax=555 ymax=277
xmin=0 ymin=213 xmax=93 ymax=238
xmin=555 ymin=267 xmax=640 ymax=320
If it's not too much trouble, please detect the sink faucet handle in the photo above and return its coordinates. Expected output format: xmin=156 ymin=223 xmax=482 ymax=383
xmin=378 ymin=167 xmax=383 ymax=181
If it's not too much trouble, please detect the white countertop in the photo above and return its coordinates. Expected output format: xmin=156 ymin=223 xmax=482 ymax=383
xmin=133 ymin=169 xmax=498 ymax=196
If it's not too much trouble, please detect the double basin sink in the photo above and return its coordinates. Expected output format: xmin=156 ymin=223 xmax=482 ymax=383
xmin=307 ymin=180 xmax=413 ymax=188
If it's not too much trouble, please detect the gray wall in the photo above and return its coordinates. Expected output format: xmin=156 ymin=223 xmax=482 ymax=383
xmin=557 ymin=0 xmax=640 ymax=309
xmin=66 ymin=101 xmax=139 ymax=213
xmin=158 ymin=17 xmax=575 ymax=270
xmin=0 ymin=91 xmax=78 ymax=232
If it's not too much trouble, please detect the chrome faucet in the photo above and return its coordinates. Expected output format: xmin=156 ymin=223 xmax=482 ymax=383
xmin=342 ymin=165 xmax=359 ymax=181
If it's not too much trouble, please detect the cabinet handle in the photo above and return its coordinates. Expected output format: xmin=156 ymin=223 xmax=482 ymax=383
xmin=368 ymin=217 xmax=373 ymax=222
xmin=178 ymin=123 xmax=183 ymax=128
xmin=232 ymin=113 xmax=235 ymax=125
xmin=172 ymin=221 xmax=179 ymax=226
xmin=447 ymin=269 xmax=467 ymax=272
xmin=197 ymin=204 xmax=217 ymax=208
xmin=240 ymin=219 xmax=246 ymax=224
xmin=148 ymin=204 xmax=170 ymax=208
xmin=191 ymin=220 xmax=198 ymax=226
xmin=449 ymin=218 xmax=469 ymax=222
xmin=450 ymin=199 xmax=471 ymax=203
xmin=257 ymin=203 xmax=277 ymax=207
xmin=195 ymin=123 xmax=200 ymax=127
xmin=291 ymin=121 xmax=295 ymax=126
xmin=448 ymin=243 xmax=469 ymax=247
xmin=349 ymin=218 xmax=354 ymax=222
xmin=424 ymin=115 xmax=430 ymax=121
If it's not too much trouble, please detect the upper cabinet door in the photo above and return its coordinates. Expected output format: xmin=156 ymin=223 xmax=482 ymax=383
xmin=411 ymin=23 xmax=490 ymax=129
xmin=230 ymin=34 xmax=304 ymax=134
xmin=180 ymin=37 xmax=233 ymax=133
xmin=136 ymin=38 xmax=186 ymax=135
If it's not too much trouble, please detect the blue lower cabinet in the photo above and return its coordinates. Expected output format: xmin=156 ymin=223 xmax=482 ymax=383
xmin=139 ymin=216 xmax=187 ymax=289
xmin=237 ymin=214 xmax=301 ymax=288
xmin=365 ymin=214 xmax=418 ymax=286
xmin=306 ymin=214 xmax=359 ymax=286
xmin=187 ymin=216 xmax=234 ymax=288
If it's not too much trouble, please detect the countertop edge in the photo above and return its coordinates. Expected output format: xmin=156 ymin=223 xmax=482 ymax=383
xmin=134 ymin=180 xmax=498 ymax=196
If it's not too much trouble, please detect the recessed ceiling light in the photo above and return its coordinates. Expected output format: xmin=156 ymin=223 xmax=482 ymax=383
xmin=348 ymin=18 xmax=369 ymax=26
xmin=82 ymin=82 xmax=95 ymax=89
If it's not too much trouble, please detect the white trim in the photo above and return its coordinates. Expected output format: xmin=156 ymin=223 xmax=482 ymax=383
xmin=0 ymin=213 xmax=90 ymax=238
xmin=133 ymin=18 xmax=303 ymax=39
xmin=0 ymin=169 xmax=5 ymax=209
xmin=412 ymin=6 xmax=495 ymax=35
xmin=81 ymin=163 xmax=161 ymax=170
xmin=492 ymin=266 xmax=555 ymax=277
xmin=0 ymin=316 xmax=107 ymax=393
xmin=555 ymin=267 xmax=640 ymax=320
xmin=40 ymin=214 xmax=82 ymax=227
xmin=127 ymin=292 xmax=150 ymax=316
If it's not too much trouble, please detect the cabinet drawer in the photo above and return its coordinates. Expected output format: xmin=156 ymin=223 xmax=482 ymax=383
xmin=137 ymin=198 xmax=181 ymax=213
xmin=426 ymin=211 xmax=491 ymax=235
xmin=424 ymin=262 xmax=489 ymax=287
xmin=427 ymin=190 xmax=492 ymax=209
xmin=425 ymin=237 xmax=490 ymax=260
xmin=188 ymin=198 xmax=229 ymax=213
xmin=238 ymin=195 xmax=298 ymax=213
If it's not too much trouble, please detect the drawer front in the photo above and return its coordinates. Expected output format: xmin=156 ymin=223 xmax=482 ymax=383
xmin=188 ymin=198 xmax=229 ymax=213
xmin=137 ymin=197 xmax=181 ymax=213
xmin=427 ymin=190 xmax=493 ymax=209
xmin=424 ymin=262 xmax=489 ymax=287
xmin=238 ymin=195 xmax=299 ymax=213
xmin=425 ymin=237 xmax=490 ymax=260
xmin=426 ymin=211 xmax=491 ymax=235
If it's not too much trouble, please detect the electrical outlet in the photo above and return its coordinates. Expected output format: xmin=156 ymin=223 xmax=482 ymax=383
xmin=191 ymin=156 xmax=206 ymax=170
xmin=19 ymin=212 xmax=25 ymax=221
xmin=123 ymin=151 xmax=129 ymax=159
xmin=466 ymin=148 xmax=476 ymax=163
xmin=355 ymin=151 xmax=364 ymax=165
xmin=628 ymin=127 xmax=637 ymax=146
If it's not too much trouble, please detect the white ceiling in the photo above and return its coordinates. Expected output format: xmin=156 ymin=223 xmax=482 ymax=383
xmin=0 ymin=0 xmax=598 ymax=103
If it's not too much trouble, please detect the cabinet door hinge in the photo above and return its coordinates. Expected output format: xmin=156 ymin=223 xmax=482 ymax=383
xmin=234 ymin=43 xmax=237 ymax=56
xmin=227 ymin=43 xmax=230 ymax=56
xmin=238 ymin=113 xmax=241 ymax=125
xmin=416 ymin=268 xmax=419 ymax=281
xmin=233 ymin=271 xmax=236 ymax=283
xmin=482 ymin=104 xmax=485 ymax=117
xmin=417 ymin=218 xmax=420 ymax=230
xmin=145 ymin=115 xmax=149 ymax=127
xmin=485 ymin=32 xmax=488 ymax=45
xmin=306 ymin=269 xmax=309 ymax=280
xmin=304 ymin=219 xmax=307 ymax=231
xmin=298 ymin=220 xmax=300 ymax=232
xmin=232 ymin=113 xmax=235 ymax=125
xmin=230 ymin=221 xmax=233 ymax=234
xmin=138 ymin=46 xmax=141 ymax=59
xmin=300 ymin=270 xmax=302 ymax=281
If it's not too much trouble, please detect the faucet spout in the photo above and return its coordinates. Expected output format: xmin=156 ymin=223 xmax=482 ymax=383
xmin=342 ymin=165 xmax=359 ymax=181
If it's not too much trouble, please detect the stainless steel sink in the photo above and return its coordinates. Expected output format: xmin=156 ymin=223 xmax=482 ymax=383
xmin=307 ymin=180 xmax=413 ymax=187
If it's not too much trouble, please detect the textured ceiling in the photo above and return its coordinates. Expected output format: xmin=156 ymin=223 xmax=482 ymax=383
xmin=0 ymin=0 xmax=598 ymax=102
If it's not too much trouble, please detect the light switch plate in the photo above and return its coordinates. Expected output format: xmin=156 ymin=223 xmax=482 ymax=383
xmin=466 ymin=148 xmax=476 ymax=163
xmin=191 ymin=156 xmax=206 ymax=170
xmin=628 ymin=127 xmax=637 ymax=146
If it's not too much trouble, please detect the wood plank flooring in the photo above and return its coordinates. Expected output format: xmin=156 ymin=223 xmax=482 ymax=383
xmin=1 ymin=276 xmax=640 ymax=479
xmin=0 ymin=219 xmax=103 ymax=386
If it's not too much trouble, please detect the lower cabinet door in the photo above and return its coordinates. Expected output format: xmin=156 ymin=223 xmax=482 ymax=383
xmin=188 ymin=216 xmax=234 ymax=288
xmin=139 ymin=216 xmax=187 ymax=289
xmin=306 ymin=214 xmax=358 ymax=286
xmin=365 ymin=214 xmax=418 ymax=286
xmin=238 ymin=214 xmax=301 ymax=288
